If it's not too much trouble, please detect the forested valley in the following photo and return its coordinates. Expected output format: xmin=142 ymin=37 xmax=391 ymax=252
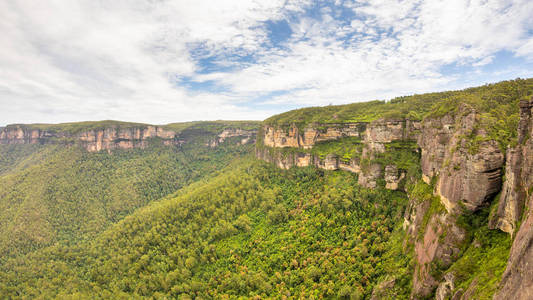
xmin=1 ymin=79 xmax=532 ymax=299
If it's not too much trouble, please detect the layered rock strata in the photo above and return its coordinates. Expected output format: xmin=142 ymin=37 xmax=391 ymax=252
xmin=262 ymin=123 xmax=366 ymax=149
xmin=418 ymin=105 xmax=504 ymax=213
xmin=492 ymin=98 xmax=533 ymax=300
xmin=258 ymin=100 xmax=533 ymax=298
xmin=0 ymin=124 xmax=257 ymax=152
xmin=257 ymin=118 xmax=417 ymax=190
xmin=208 ymin=128 xmax=257 ymax=147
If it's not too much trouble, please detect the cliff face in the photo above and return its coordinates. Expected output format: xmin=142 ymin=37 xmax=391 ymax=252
xmin=492 ymin=99 xmax=533 ymax=300
xmin=419 ymin=105 xmax=504 ymax=213
xmin=0 ymin=124 xmax=257 ymax=152
xmin=257 ymin=97 xmax=533 ymax=299
xmin=0 ymin=125 xmax=181 ymax=152
xmin=208 ymin=128 xmax=257 ymax=147
xmin=258 ymin=118 xmax=418 ymax=190
xmin=262 ymin=123 xmax=366 ymax=149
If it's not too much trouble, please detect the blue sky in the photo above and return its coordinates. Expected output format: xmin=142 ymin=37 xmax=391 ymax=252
xmin=1 ymin=0 xmax=532 ymax=125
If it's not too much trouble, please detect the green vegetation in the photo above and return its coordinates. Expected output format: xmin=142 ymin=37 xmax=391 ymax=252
xmin=1 ymin=79 xmax=532 ymax=299
xmin=5 ymin=120 xmax=260 ymax=136
xmin=310 ymin=137 xmax=364 ymax=162
xmin=0 ymin=159 xmax=414 ymax=299
xmin=7 ymin=120 xmax=152 ymax=134
xmin=265 ymin=78 xmax=533 ymax=150
xmin=448 ymin=228 xmax=511 ymax=299
xmin=0 ymin=144 xmax=44 ymax=174
xmin=163 ymin=120 xmax=260 ymax=134
xmin=449 ymin=206 xmax=512 ymax=299
xmin=0 ymin=138 xmax=252 ymax=260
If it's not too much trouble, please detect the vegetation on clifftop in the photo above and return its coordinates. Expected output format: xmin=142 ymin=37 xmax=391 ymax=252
xmin=4 ymin=120 xmax=260 ymax=135
xmin=265 ymin=78 xmax=533 ymax=150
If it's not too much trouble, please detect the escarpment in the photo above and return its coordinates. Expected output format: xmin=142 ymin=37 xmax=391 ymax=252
xmin=262 ymin=122 xmax=366 ymax=149
xmin=257 ymin=94 xmax=533 ymax=299
xmin=257 ymin=118 xmax=419 ymax=190
xmin=0 ymin=124 xmax=181 ymax=151
xmin=0 ymin=123 xmax=257 ymax=152
xmin=492 ymin=98 xmax=533 ymax=300
xmin=207 ymin=128 xmax=256 ymax=147
xmin=419 ymin=105 xmax=504 ymax=213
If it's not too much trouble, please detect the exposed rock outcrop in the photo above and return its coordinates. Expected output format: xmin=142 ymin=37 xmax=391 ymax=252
xmin=258 ymin=97 xmax=533 ymax=299
xmin=494 ymin=194 xmax=533 ymax=300
xmin=489 ymin=148 xmax=525 ymax=234
xmin=358 ymin=163 xmax=382 ymax=189
xmin=0 ymin=124 xmax=257 ymax=152
xmin=493 ymin=98 xmax=533 ymax=300
xmin=403 ymin=194 xmax=431 ymax=245
xmin=384 ymin=165 xmax=405 ymax=190
xmin=419 ymin=105 xmax=504 ymax=213
xmin=490 ymin=99 xmax=533 ymax=234
xmin=412 ymin=213 xmax=467 ymax=298
xmin=258 ymin=119 xmax=418 ymax=191
xmin=435 ymin=273 xmax=455 ymax=300
xmin=0 ymin=125 xmax=181 ymax=152
xmin=262 ymin=123 xmax=366 ymax=149
xmin=208 ymin=128 xmax=256 ymax=147
xmin=435 ymin=138 xmax=503 ymax=213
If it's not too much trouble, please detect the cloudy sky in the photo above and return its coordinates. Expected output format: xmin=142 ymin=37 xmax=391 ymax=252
xmin=1 ymin=0 xmax=533 ymax=125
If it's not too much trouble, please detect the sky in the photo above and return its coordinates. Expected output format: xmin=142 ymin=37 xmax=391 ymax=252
xmin=1 ymin=0 xmax=533 ymax=126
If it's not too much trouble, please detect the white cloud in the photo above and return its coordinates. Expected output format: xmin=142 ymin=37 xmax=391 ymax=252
xmin=209 ymin=0 xmax=533 ymax=106
xmin=516 ymin=38 xmax=533 ymax=60
xmin=0 ymin=0 xmax=532 ymax=125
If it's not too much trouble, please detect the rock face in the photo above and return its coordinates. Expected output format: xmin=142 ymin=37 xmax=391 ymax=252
xmin=258 ymin=97 xmax=533 ymax=299
xmin=208 ymin=128 xmax=257 ymax=147
xmin=419 ymin=105 xmax=504 ymax=213
xmin=365 ymin=118 xmax=420 ymax=143
xmin=384 ymin=165 xmax=405 ymax=190
xmin=489 ymin=148 xmax=525 ymax=234
xmin=262 ymin=123 xmax=366 ymax=149
xmin=358 ymin=163 xmax=382 ymax=189
xmin=0 ymin=124 xmax=257 ymax=152
xmin=0 ymin=125 xmax=181 ymax=152
xmin=435 ymin=273 xmax=455 ymax=300
xmin=493 ymin=98 xmax=533 ymax=300
xmin=258 ymin=119 xmax=418 ymax=190
xmin=435 ymin=138 xmax=503 ymax=212
xmin=409 ymin=106 xmax=505 ymax=298
xmin=490 ymin=99 xmax=533 ymax=234
xmin=77 ymin=126 xmax=180 ymax=152
xmin=494 ymin=194 xmax=533 ymax=300
xmin=412 ymin=213 xmax=467 ymax=297
xmin=255 ymin=148 xmax=346 ymax=172
xmin=403 ymin=194 xmax=431 ymax=244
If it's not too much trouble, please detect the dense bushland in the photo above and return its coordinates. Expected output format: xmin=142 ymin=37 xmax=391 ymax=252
xmin=0 ymin=140 xmax=251 ymax=260
xmin=0 ymin=159 xmax=413 ymax=299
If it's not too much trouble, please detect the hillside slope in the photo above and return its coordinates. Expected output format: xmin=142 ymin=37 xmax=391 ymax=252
xmin=0 ymin=158 xmax=413 ymax=299
xmin=0 ymin=121 xmax=258 ymax=261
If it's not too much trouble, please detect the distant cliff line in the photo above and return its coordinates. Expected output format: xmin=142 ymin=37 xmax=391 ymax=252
xmin=0 ymin=121 xmax=258 ymax=152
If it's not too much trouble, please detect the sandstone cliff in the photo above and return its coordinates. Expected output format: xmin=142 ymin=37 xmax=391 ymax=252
xmin=208 ymin=128 xmax=256 ymax=147
xmin=0 ymin=123 xmax=257 ymax=152
xmin=419 ymin=105 xmax=504 ymax=213
xmin=492 ymin=99 xmax=533 ymax=300
xmin=257 ymin=118 xmax=418 ymax=190
xmin=256 ymin=97 xmax=533 ymax=299
xmin=0 ymin=124 xmax=181 ymax=152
